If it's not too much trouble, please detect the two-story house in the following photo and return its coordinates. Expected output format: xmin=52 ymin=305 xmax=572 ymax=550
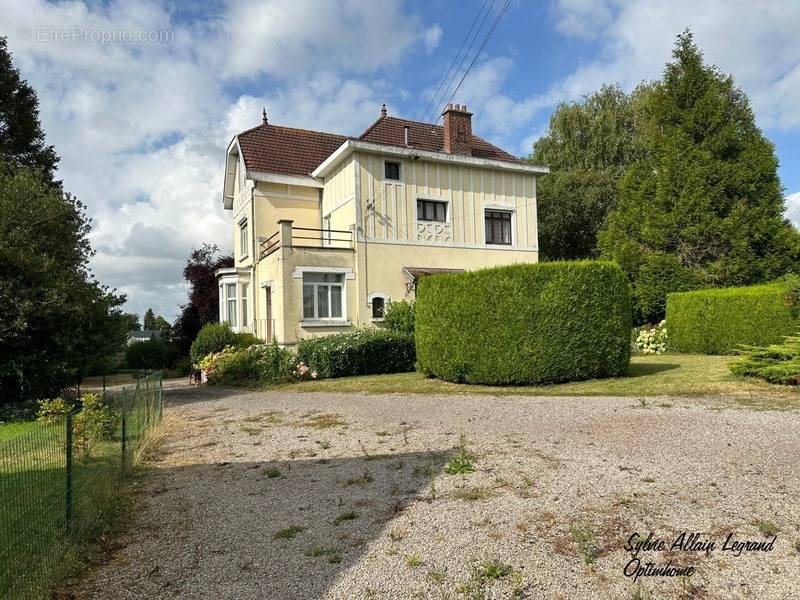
xmin=217 ymin=103 xmax=548 ymax=344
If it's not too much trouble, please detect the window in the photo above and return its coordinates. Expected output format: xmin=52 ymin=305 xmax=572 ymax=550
xmin=485 ymin=210 xmax=512 ymax=245
xmin=303 ymin=273 xmax=344 ymax=319
xmin=372 ymin=297 xmax=385 ymax=319
xmin=241 ymin=283 xmax=249 ymax=327
xmin=384 ymin=161 xmax=400 ymax=181
xmin=239 ymin=219 xmax=249 ymax=257
xmin=417 ymin=199 xmax=447 ymax=223
xmin=226 ymin=283 xmax=238 ymax=327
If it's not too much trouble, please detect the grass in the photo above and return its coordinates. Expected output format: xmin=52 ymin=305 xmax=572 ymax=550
xmin=404 ymin=554 xmax=425 ymax=567
xmin=570 ymin=523 xmax=599 ymax=565
xmin=305 ymin=545 xmax=342 ymax=563
xmin=276 ymin=355 xmax=797 ymax=401
xmin=263 ymin=467 xmax=282 ymax=479
xmin=273 ymin=525 xmax=306 ymax=540
xmin=755 ymin=519 xmax=780 ymax=537
xmin=0 ymin=420 xmax=38 ymax=443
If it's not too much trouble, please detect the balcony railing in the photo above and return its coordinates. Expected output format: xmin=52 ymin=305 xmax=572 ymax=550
xmin=259 ymin=221 xmax=354 ymax=260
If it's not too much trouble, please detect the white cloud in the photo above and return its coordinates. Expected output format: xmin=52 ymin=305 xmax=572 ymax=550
xmin=3 ymin=0 xmax=430 ymax=320
xmin=219 ymin=0 xmax=426 ymax=79
xmin=422 ymin=24 xmax=443 ymax=53
xmin=553 ymin=0 xmax=613 ymax=39
xmin=786 ymin=192 xmax=800 ymax=228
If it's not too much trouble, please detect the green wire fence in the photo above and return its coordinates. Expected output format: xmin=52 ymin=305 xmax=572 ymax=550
xmin=0 ymin=372 xmax=163 ymax=599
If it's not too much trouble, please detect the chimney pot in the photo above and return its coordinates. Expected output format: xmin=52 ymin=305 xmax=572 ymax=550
xmin=380 ymin=103 xmax=387 ymax=118
xmin=442 ymin=102 xmax=473 ymax=155
xmin=404 ymin=125 xmax=410 ymax=147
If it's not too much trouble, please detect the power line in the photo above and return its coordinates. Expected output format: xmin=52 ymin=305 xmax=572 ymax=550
xmin=418 ymin=0 xmax=493 ymax=123
xmin=433 ymin=0 xmax=513 ymax=126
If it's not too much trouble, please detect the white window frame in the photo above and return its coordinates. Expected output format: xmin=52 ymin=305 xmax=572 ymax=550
xmin=238 ymin=217 xmax=249 ymax=259
xmin=225 ymin=282 xmax=238 ymax=328
xmin=416 ymin=198 xmax=450 ymax=224
xmin=240 ymin=282 xmax=249 ymax=328
xmin=367 ymin=292 xmax=390 ymax=321
xmin=383 ymin=159 xmax=402 ymax=183
xmin=302 ymin=273 xmax=346 ymax=321
xmin=483 ymin=206 xmax=515 ymax=246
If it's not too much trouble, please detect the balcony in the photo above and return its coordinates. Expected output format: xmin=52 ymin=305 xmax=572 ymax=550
xmin=259 ymin=219 xmax=354 ymax=260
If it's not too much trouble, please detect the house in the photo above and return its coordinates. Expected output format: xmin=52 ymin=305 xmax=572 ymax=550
xmin=217 ymin=103 xmax=548 ymax=344
xmin=127 ymin=330 xmax=161 ymax=345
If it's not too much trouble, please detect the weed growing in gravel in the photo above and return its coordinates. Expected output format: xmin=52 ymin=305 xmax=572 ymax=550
xmin=451 ymin=486 xmax=495 ymax=501
xmin=297 ymin=413 xmax=347 ymax=429
xmin=376 ymin=430 xmax=391 ymax=437
xmin=316 ymin=440 xmax=332 ymax=449
xmin=641 ymin=476 xmax=656 ymax=483
xmin=445 ymin=433 xmax=476 ymax=475
xmin=305 ymin=546 xmax=342 ymax=563
xmin=570 ymin=523 xmax=600 ymax=565
xmin=428 ymin=479 xmax=437 ymax=501
xmin=264 ymin=467 xmax=282 ymax=478
xmin=630 ymin=584 xmax=652 ymax=600
xmin=755 ymin=520 xmax=780 ymax=536
xmin=456 ymin=560 xmax=515 ymax=598
xmin=475 ymin=559 xmax=512 ymax=579
xmin=239 ymin=424 xmax=262 ymax=435
xmin=388 ymin=528 xmax=406 ymax=542
xmin=404 ymin=554 xmax=425 ymax=568
xmin=343 ymin=472 xmax=374 ymax=487
xmin=332 ymin=511 xmax=359 ymax=525
xmin=793 ymin=539 xmax=800 ymax=553
xmin=521 ymin=475 xmax=534 ymax=488
xmin=427 ymin=570 xmax=445 ymax=584
xmin=273 ymin=525 xmax=306 ymax=540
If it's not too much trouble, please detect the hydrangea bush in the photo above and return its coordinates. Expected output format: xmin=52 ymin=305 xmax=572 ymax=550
xmin=634 ymin=320 xmax=668 ymax=355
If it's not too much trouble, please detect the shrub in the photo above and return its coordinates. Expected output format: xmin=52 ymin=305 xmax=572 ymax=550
xmin=384 ymin=300 xmax=415 ymax=335
xmin=633 ymin=321 xmax=668 ymax=355
xmin=190 ymin=322 xmax=238 ymax=364
xmin=297 ymin=329 xmax=416 ymax=379
xmin=204 ymin=342 xmax=296 ymax=386
xmin=415 ymin=261 xmax=632 ymax=385
xmin=729 ymin=333 xmax=800 ymax=385
xmin=234 ymin=332 xmax=260 ymax=350
xmin=666 ymin=278 xmax=800 ymax=354
xmin=125 ymin=338 xmax=175 ymax=370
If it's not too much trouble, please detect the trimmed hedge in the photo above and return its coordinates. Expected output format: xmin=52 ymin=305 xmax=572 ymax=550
xmin=190 ymin=322 xmax=259 ymax=364
xmin=296 ymin=329 xmax=416 ymax=379
xmin=666 ymin=279 xmax=800 ymax=354
xmin=415 ymin=261 xmax=633 ymax=385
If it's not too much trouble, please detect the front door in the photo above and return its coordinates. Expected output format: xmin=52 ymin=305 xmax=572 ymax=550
xmin=265 ymin=287 xmax=273 ymax=341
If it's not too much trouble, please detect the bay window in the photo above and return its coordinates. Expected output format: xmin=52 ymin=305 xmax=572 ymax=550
xmin=226 ymin=283 xmax=238 ymax=327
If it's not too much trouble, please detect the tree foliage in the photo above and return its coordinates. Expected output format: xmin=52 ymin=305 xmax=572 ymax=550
xmin=529 ymin=85 xmax=638 ymax=260
xmin=598 ymin=31 xmax=800 ymax=322
xmin=0 ymin=37 xmax=58 ymax=179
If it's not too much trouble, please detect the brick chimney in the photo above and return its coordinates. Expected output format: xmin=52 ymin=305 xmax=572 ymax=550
xmin=442 ymin=103 xmax=473 ymax=155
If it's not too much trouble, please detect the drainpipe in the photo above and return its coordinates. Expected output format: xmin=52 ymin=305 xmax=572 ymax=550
xmin=250 ymin=184 xmax=257 ymax=336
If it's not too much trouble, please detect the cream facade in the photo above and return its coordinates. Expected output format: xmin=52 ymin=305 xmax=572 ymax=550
xmin=218 ymin=107 xmax=548 ymax=345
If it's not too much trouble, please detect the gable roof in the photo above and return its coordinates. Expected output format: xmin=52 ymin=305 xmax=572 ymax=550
xmin=236 ymin=123 xmax=349 ymax=177
xmin=358 ymin=116 xmax=525 ymax=164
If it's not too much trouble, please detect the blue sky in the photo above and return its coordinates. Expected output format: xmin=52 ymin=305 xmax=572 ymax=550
xmin=3 ymin=0 xmax=799 ymax=320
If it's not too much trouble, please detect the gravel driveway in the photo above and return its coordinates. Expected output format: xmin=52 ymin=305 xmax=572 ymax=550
xmin=75 ymin=387 xmax=800 ymax=599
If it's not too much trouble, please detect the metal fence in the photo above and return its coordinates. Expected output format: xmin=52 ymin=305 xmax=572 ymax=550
xmin=0 ymin=372 xmax=163 ymax=599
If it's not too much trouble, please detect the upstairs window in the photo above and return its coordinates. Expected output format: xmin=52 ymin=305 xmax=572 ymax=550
xmin=303 ymin=273 xmax=344 ymax=319
xmin=239 ymin=219 xmax=249 ymax=257
xmin=417 ymin=199 xmax=447 ymax=223
xmin=485 ymin=210 xmax=512 ymax=245
xmin=384 ymin=161 xmax=400 ymax=181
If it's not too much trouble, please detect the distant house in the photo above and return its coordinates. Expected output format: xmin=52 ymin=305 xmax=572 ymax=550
xmin=127 ymin=330 xmax=161 ymax=345
xmin=218 ymin=103 xmax=548 ymax=345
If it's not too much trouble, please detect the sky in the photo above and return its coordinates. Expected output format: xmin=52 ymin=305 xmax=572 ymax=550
xmin=2 ymin=0 xmax=800 ymax=321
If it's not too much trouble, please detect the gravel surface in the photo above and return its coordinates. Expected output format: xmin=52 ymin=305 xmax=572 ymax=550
xmin=75 ymin=387 xmax=800 ymax=599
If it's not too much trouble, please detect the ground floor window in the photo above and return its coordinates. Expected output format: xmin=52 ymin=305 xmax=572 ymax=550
xmin=372 ymin=297 xmax=385 ymax=319
xmin=485 ymin=210 xmax=512 ymax=245
xmin=226 ymin=283 xmax=238 ymax=327
xmin=303 ymin=272 xmax=344 ymax=319
xmin=241 ymin=283 xmax=249 ymax=327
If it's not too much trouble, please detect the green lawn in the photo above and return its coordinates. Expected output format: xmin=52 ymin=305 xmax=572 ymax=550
xmin=280 ymin=354 xmax=798 ymax=401
xmin=0 ymin=420 xmax=38 ymax=443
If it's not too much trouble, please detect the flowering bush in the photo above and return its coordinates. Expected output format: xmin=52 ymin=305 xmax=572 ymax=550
xmin=634 ymin=321 xmax=668 ymax=355
xmin=297 ymin=329 xmax=416 ymax=379
xmin=292 ymin=361 xmax=318 ymax=381
xmin=203 ymin=342 xmax=297 ymax=386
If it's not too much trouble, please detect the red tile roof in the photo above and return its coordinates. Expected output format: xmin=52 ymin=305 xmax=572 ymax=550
xmin=358 ymin=116 xmax=525 ymax=164
xmin=236 ymin=124 xmax=349 ymax=177
xmin=234 ymin=114 xmax=524 ymax=177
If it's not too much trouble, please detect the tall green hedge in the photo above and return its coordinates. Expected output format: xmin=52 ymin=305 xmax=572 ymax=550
xmin=666 ymin=279 xmax=800 ymax=354
xmin=415 ymin=261 xmax=633 ymax=385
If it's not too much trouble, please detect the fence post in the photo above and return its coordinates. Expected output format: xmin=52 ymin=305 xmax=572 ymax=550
xmin=121 ymin=387 xmax=127 ymax=472
xmin=65 ymin=413 xmax=73 ymax=530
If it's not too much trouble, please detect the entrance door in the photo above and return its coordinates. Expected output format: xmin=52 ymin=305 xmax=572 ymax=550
xmin=265 ymin=286 xmax=273 ymax=341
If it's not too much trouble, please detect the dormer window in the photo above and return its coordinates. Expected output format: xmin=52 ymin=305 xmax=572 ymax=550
xmin=384 ymin=161 xmax=400 ymax=181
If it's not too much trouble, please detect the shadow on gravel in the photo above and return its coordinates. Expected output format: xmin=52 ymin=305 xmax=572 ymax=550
xmin=78 ymin=449 xmax=453 ymax=599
